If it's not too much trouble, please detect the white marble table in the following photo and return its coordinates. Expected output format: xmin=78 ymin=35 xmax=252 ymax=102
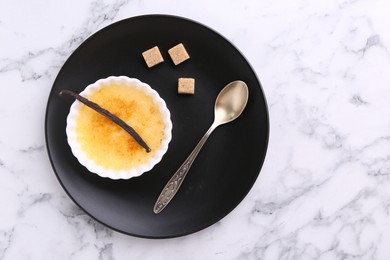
xmin=1 ymin=0 xmax=390 ymax=259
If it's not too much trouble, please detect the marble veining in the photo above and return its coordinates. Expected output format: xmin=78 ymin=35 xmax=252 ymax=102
xmin=1 ymin=0 xmax=390 ymax=259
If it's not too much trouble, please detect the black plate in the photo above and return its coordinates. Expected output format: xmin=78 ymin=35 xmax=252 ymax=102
xmin=45 ymin=15 xmax=269 ymax=238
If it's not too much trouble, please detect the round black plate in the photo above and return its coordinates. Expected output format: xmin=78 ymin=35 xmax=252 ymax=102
xmin=45 ymin=15 xmax=269 ymax=238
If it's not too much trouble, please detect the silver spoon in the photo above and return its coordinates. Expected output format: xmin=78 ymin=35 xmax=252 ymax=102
xmin=154 ymin=80 xmax=249 ymax=214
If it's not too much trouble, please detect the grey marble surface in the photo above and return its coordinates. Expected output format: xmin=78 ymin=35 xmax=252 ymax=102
xmin=1 ymin=0 xmax=390 ymax=259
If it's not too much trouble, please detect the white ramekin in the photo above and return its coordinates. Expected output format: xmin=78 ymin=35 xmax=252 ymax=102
xmin=65 ymin=76 xmax=172 ymax=180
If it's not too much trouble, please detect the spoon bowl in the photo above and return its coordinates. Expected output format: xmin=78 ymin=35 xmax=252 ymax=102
xmin=154 ymin=80 xmax=249 ymax=214
xmin=214 ymin=81 xmax=249 ymax=125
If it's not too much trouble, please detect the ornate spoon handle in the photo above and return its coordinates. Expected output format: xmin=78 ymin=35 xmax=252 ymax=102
xmin=154 ymin=124 xmax=217 ymax=214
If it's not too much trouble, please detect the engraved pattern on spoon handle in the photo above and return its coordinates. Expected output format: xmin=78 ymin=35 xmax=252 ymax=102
xmin=154 ymin=124 xmax=217 ymax=214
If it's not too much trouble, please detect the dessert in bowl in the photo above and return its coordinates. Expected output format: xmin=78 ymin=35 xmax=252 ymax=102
xmin=65 ymin=76 xmax=172 ymax=180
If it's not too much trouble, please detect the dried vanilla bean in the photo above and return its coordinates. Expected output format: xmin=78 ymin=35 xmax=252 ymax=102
xmin=59 ymin=89 xmax=151 ymax=153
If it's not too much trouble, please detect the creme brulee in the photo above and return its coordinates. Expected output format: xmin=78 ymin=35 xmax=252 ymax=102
xmin=75 ymin=83 xmax=165 ymax=171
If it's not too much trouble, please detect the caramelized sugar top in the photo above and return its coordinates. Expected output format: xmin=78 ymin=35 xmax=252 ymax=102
xmin=76 ymin=84 xmax=165 ymax=171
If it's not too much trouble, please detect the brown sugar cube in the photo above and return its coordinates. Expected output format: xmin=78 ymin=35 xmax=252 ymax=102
xmin=178 ymin=78 xmax=195 ymax=94
xmin=142 ymin=46 xmax=164 ymax=68
xmin=168 ymin=43 xmax=190 ymax=65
